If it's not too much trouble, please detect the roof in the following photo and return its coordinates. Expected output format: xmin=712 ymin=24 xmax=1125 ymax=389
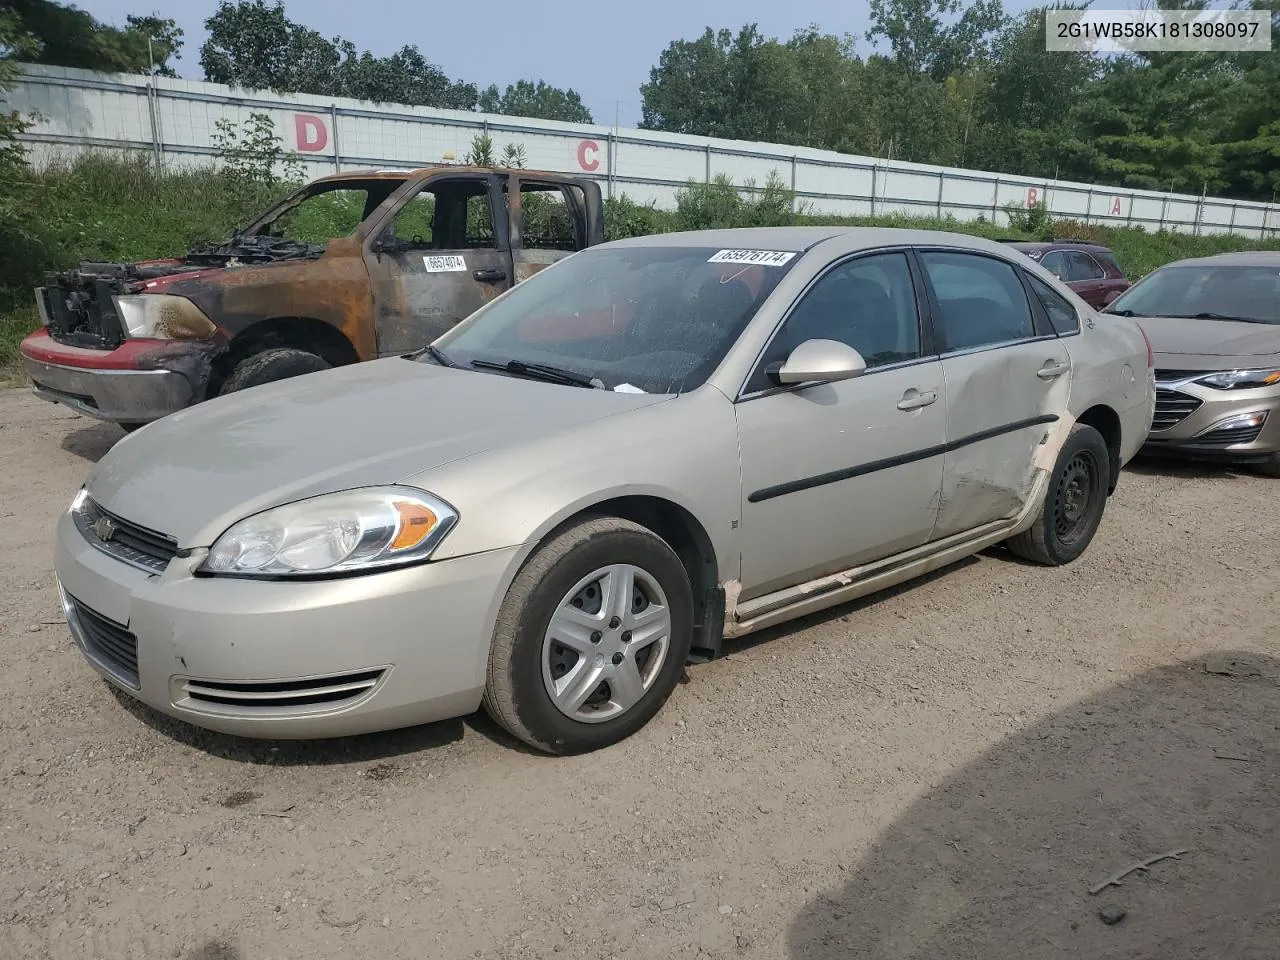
xmin=1162 ymin=250 xmax=1280 ymax=268
xmin=602 ymin=226 xmax=1028 ymax=256
xmin=309 ymin=165 xmax=580 ymax=182
xmin=1001 ymin=239 xmax=1114 ymax=253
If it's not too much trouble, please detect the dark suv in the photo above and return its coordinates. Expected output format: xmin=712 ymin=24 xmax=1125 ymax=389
xmin=1000 ymin=240 xmax=1130 ymax=309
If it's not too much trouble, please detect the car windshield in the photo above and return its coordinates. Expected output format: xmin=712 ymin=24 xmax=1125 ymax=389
xmin=252 ymin=178 xmax=407 ymax=246
xmin=429 ymin=246 xmax=798 ymax=393
xmin=1104 ymin=263 xmax=1280 ymax=324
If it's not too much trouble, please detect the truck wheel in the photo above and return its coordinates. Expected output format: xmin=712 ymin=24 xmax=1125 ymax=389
xmin=482 ymin=517 xmax=694 ymax=755
xmin=218 ymin=348 xmax=330 ymax=395
xmin=1007 ymin=422 xmax=1111 ymax=566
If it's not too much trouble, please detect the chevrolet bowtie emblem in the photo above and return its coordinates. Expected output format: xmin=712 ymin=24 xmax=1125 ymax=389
xmin=92 ymin=515 xmax=117 ymax=542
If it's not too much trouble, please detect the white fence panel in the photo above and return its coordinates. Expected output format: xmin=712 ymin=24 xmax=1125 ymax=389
xmin=6 ymin=62 xmax=1279 ymax=239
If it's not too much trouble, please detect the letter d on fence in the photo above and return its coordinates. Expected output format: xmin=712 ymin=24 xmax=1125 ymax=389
xmin=295 ymin=114 xmax=328 ymax=152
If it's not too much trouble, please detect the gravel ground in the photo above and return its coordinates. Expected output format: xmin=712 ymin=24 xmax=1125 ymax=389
xmin=1 ymin=386 xmax=1278 ymax=960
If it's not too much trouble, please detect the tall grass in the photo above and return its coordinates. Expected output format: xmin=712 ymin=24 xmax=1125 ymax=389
xmin=4 ymin=153 xmax=1280 ymax=382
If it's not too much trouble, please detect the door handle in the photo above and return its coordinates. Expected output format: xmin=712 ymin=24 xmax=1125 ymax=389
xmin=473 ymin=268 xmax=506 ymax=282
xmin=1037 ymin=360 xmax=1071 ymax=380
xmin=897 ymin=389 xmax=938 ymax=411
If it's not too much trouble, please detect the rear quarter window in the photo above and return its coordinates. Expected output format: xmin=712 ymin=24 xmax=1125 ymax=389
xmin=1027 ymin=274 xmax=1081 ymax=336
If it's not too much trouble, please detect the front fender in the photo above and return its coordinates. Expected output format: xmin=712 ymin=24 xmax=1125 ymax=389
xmin=406 ymin=388 xmax=742 ymax=580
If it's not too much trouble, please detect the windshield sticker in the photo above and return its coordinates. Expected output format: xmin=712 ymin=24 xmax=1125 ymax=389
xmin=707 ymin=249 xmax=796 ymax=266
xmin=613 ymin=382 xmax=646 ymax=394
xmin=423 ymin=255 xmax=467 ymax=272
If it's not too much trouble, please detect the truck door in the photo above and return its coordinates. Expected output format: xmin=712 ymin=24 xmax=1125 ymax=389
xmin=506 ymin=176 xmax=605 ymax=285
xmin=364 ymin=173 xmax=513 ymax=355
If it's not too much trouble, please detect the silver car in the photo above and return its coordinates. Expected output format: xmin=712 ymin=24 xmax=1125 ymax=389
xmin=55 ymin=228 xmax=1155 ymax=754
xmin=1102 ymin=251 xmax=1280 ymax=475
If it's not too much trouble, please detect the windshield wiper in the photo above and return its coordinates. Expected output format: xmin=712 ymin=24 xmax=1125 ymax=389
xmin=1168 ymin=311 xmax=1273 ymax=324
xmin=470 ymin=358 xmax=602 ymax=389
xmin=1103 ymin=308 xmax=1145 ymax=317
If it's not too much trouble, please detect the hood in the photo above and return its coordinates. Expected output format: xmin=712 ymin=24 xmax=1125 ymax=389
xmin=1135 ymin=316 xmax=1280 ymax=369
xmin=85 ymin=358 xmax=670 ymax=547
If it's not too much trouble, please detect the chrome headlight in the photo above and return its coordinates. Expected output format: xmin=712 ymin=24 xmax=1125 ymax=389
xmin=201 ymin=487 xmax=458 ymax=578
xmin=1196 ymin=368 xmax=1280 ymax=390
xmin=112 ymin=294 xmax=217 ymax=340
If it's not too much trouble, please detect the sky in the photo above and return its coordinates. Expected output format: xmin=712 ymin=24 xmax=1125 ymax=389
xmin=75 ymin=0 xmax=1046 ymax=127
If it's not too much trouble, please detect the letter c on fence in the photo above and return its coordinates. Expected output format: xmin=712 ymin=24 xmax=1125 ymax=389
xmin=295 ymin=114 xmax=328 ymax=152
xmin=577 ymin=139 xmax=600 ymax=172
xmin=1026 ymin=186 xmax=1038 ymax=208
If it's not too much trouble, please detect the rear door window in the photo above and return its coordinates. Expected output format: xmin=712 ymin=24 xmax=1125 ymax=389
xmin=1066 ymin=251 xmax=1105 ymax=281
xmin=919 ymin=251 xmax=1036 ymax=352
xmin=1027 ymin=274 xmax=1081 ymax=336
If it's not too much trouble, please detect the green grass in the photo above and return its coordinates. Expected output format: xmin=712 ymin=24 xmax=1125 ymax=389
xmin=4 ymin=153 xmax=1280 ymax=382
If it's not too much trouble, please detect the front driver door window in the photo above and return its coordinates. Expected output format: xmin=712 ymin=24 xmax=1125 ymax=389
xmin=734 ymin=251 xmax=945 ymax=601
xmin=365 ymin=175 xmax=513 ymax=355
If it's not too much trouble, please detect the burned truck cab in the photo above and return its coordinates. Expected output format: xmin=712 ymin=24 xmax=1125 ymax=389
xmin=19 ymin=166 xmax=604 ymax=428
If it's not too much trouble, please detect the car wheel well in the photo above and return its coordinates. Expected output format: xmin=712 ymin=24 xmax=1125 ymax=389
xmin=1076 ymin=404 xmax=1122 ymax=494
xmin=210 ymin=318 xmax=358 ymax=395
xmin=550 ymin=496 xmax=723 ymax=662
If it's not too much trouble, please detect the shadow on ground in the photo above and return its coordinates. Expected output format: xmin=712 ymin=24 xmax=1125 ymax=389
xmin=1123 ymin=454 xmax=1265 ymax=481
xmin=788 ymin=652 xmax=1280 ymax=959
xmin=722 ymin=559 xmax=980 ymax=657
xmin=61 ymin=421 xmax=123 ymax=462
xmin=107 ymin=684 xmax=469 ymax=764
xmin=106 ymin=682 xmax=559 ymax=764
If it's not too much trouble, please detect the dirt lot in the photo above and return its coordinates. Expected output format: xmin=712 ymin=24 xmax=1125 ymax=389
xmin=1 ymin=386 xmax=1278 ymax=960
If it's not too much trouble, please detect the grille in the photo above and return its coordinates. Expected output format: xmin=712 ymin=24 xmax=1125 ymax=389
xmin=1193 ymin=422 xmax=1266 ymax=448
xmin=179 ymin=670 xmax=385 ymax=711
xmin=1155 ymin=369 xmax=1208 ymax=383
xmin=1152 ymin=389 xmax=1203 ymax=430
xmin=65 ymin=594 xmax=139 ymax=688
xmin=73 ymin=495 xmax=178 ymax=574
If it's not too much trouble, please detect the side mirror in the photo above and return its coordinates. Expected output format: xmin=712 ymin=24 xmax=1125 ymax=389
xmin=774 ymin=339 xmax=867 ymax=386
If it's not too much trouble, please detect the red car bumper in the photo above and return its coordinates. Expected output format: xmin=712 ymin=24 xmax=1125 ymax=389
xmin=19 ymin=329 xmax=217 ymax=424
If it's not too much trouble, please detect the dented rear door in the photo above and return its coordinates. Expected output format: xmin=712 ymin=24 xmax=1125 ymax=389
xmin=365 ymin=173 xmax=513 ymax=355
xmin=916 ymin=249 xmax=1071 ymax=539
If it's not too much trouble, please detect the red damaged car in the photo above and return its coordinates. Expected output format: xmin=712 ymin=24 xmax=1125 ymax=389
xmin=1000 ymin=240 xmax=1131 ymax=309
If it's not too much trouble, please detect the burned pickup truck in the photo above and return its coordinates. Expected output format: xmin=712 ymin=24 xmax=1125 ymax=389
xmin=19 ymin=166 xmax=604 ymax=429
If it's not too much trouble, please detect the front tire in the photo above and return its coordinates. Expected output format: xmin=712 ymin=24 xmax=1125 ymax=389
xmin=1007 ymin=422 xmax=1111 ymax=566
xmin=218 ymin=347 xmax=330 ymax=395
xmin=482 ymin=517 xmax=694 ymax=755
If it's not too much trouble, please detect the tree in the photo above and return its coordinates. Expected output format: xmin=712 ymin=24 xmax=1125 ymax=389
xmin=4 ymin=0 xmax=182 ymax=75
xmin=865 ymin=0 xmax=1004 ymax=81
xmin=200 ymin=0 xmax=323 ymax=91
xmin=200 ymin=1 xmax=476 ymax=108
xmin=640 ymin=25 xmax=809 ymax=142
xmin=338 ymin=45 xmax=477 ymax=110
xmin=477 ymin=80 xmax=592 ymax=123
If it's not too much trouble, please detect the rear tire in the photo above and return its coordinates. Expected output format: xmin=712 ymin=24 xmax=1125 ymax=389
xmin=1007 ymin=422 xmax=1111 ymax=566
xmin=482 ymin=517 xmax=694 ymax=755
xmin=218 ymin=347 xmax=330 ymax=395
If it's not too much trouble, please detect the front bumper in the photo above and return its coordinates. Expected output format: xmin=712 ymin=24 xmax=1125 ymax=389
xmin=19 ymin=330 xmax=214 ymax=424
xmin=54 ymin=507 xmax=519 ymax=739
xmin=1143 ymin=379 xmax=1280 ymax=462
